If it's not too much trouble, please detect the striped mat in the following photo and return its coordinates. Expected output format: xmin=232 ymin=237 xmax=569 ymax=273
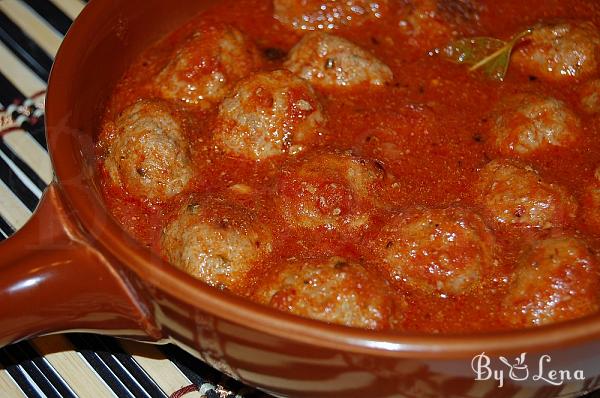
xmin=0 ymin=0 xmax=269 ymax=397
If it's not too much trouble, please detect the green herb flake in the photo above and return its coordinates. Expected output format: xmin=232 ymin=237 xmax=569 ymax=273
xmin=443 ymin=29 xmax=533 ymax=81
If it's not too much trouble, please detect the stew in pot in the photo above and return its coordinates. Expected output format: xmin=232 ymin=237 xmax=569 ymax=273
xmin=96 ymin=0 xmax=600 ymax=334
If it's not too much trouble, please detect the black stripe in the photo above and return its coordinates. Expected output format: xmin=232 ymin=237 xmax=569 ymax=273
xmin=0 ymin=71 xmax=25 ymax=106
xmin=85 ymin=335 xmax=165 ymax=398
xmin=67 ymin=334 xmax=139 ymax=398
xmin=0 ymin=11 xmax=52 ymax=81
xmin=0 ymin=215 xmax=15 ymax=238
xmin=2 ymin=342 xmax=64 ymax=398
xmin=19 ymin=342 xmax=77 ymax=398
xmin=0 ymin=155 xmax=39 ymax=212
xmin=99 ymin=337 xmax=168 ymax=398
xmin=21 ymin=115 xmax=48 ymax=151
xmin=19 ymin=0 xmax=72 ymax=36
xmin=0 ymin=142 xmax=47 ymax=191
xmin=84 ymin=336 xmax=155 ymax=398
xmin=0 ymin=346 xmax=44 ymax=398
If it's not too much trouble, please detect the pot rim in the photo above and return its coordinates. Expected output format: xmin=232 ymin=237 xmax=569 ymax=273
xmin=45 ymin=0 xmax=600 ymax=358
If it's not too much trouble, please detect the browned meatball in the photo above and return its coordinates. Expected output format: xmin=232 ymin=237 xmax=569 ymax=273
xmin=153 ymin=24 xmax=262 ymax=108
xmin=503 ymin=236 xmax=600 ymax=327
xmin=277 ymin=150 xmax=387 ymax=231
xmin=580 ymin=80 xmax=600 ymax=114
xmin=273 ymin=0 xmax=388 ymax=31
xmin=372 ymin=207 xmax=497 ymax=296
xmin=104 ymin=100 xmax=192 ymax=201
xmin=161 ymin=197 xmax=272 ymax=290
xmin=514 ymin=21 xmax=600 ymax=82
xmin=284 ymin=32 xmax=393 ymax=88
xmin=398 ymin=0 xmax=480 ymax=48
xmin=212 ymin=70 xmax=325 ymax=160
xmin=474 ymin=160 xmax=577 ymax=232
xmin=253 ymin=257 xmax=402 ymax=330
xmin=489 ymin=94 xmax=581 ymax=157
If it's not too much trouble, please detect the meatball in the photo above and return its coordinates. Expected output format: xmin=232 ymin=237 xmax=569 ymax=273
xmin=398 ymin=0 xmax=480 ymax=48
xmin=212 ymin=70 xmax=325 ymax=160
xmin=372 ymin=207 xmax=497 ymax=296
xmin=153 ymin=24 xmax=262 ymax=108
xmin=103 ymin=100 xmax=192 ymax=200
xmin=253 ymin=257 xmax=402 ymax=330
xmin=514 ymin=21 xmax=600 ymax=82
xmin=161 ymin=197 xmax=273 ymax=290
xmin=580 ymin=79 xmax=600 ymax=114
xmin=277 ymin=150 xmax=387 ymax=231
xmin=273 ymin=0 xmax=388 ymax=31
xmin=503 ymin=236 xmax=600 ymax=327
xmin=284 ymin=32 xmax=393 ymax=88
xmin=489 ymin=94 xmax=581 ymax=157
xmin=474 ymin=160 xmax=577 ymax=232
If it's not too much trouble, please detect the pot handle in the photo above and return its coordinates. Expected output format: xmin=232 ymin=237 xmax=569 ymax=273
xmin=0 ymin=183 xmax=160 ymax=347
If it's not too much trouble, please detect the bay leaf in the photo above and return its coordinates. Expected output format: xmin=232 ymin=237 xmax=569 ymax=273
xmin=443 ymin=29 xmax=533 ymax=81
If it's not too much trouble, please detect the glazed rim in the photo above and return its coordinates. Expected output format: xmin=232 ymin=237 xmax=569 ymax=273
xmin=45 ymin=0 xmax=600 ymax=359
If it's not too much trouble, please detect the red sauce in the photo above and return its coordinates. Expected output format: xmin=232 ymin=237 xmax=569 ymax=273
xmin=98 ymin=0 xmax=600 ymax=334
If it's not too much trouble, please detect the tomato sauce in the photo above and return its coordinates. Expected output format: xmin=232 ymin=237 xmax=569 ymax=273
xmin=98 ymin=0 xmax=600 ymax=334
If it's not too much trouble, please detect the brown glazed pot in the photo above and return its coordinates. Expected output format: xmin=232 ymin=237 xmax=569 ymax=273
xmin=1 ymin=1 xmax=600 ymax=397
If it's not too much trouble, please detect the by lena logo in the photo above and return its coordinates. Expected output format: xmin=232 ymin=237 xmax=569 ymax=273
xmin=471 ymin=352 xmax=585 ymax=388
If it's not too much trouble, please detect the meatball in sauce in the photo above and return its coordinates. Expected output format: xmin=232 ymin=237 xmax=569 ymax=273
xmin=212 ymin=70 xmax=325 ymax=160
xmin=153 ymin=23 xmax=262 ymax=108
xmin=489 ymin=94 xmax=581 ymax=158
xmin=474 ymin=159 xmax=577 ymax=232
xmin=503 ymin=236 xmax=600 ymax=327
xmin=273 ymin=0 xmax=389 ymax=31
xmin=276 ymin=150 xmax=389 ymax=233
xmin=253 ymin=257 xmax=403 ymax=330
xmin=161 ymin=196 xmax=273 ymax=290
xmin=101 ymin=99 xmax=193 ymax=201
xmin=372 ymin=207 xmax=497 ymax=296
xmin=513 ymin=21 xmax=600 ymax=82
xmin=284 ymin=32 xmax=393 ymax=88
